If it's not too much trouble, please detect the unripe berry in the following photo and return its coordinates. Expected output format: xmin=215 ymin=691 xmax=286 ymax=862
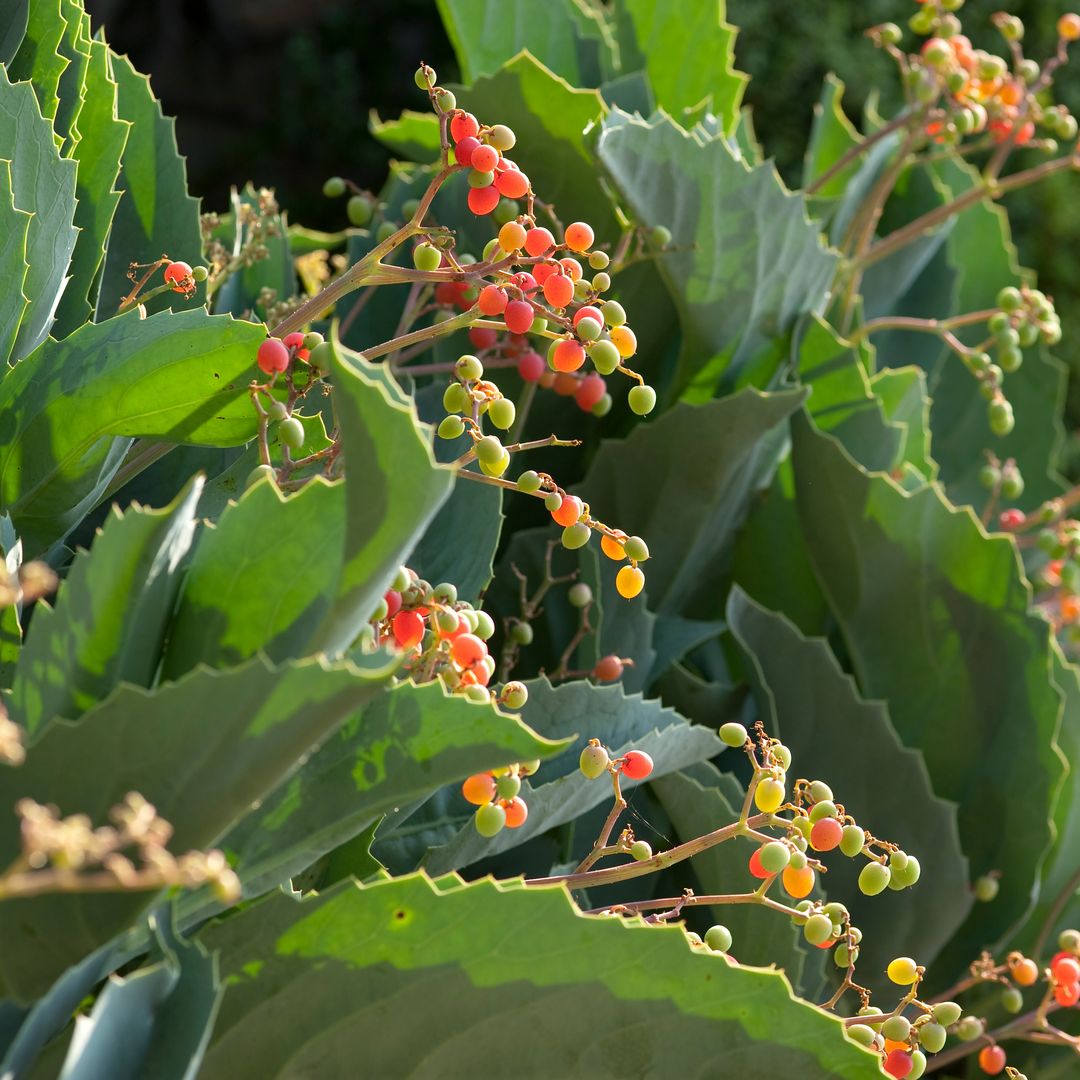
xmin=501 ymin=682 xmax=528 ymax=709
xmin=704 ymin=924 xmax=732 ymax=952
xmin=509 ymin=621 xmax=533 ymax=646
xmin=932 ymin=1001 xmax=962 ymax=1027
xmin=568 ymin=582 xmax=593 ymax=608
xmin=474 ymin=801 xmax=506 ymax=836
xmin=754 ymin=777 xmax=785 ymax=813
xmin=347 ymin=194 xmax=375 ymax=227
xmin=414 ymin=64 xmax=435 ymax=90
xmin=279 ymin=417 xmax=305 ymax=449
xmin=623 ymin=536 xmax=649 ymax=562
xmin=413 ymin=242 xmax=442 ymax=272
xmin=759 ymin=841 xmax=791 ymax=873
xmin=562 ymin=522 xmax=591 ymax=549
xmin=918 ymin=1022 xmax=947 ymax=1053
xmin=579 ymin=742 xmax=610 ymax=779
xmin=438 ymin=415 xmax=466 ymax=440
xmin=719 ymin=722 xmax=748 ymax=747
xmin=629 ymin=839 xmax=652 ymax=861
xmin=839 ymin=824 xmax=866 ymax=857
xmin=803 ymin=913 xmax=832 ymax=945
xmin=859 ymin=861 xmax=891 ymax=896
xmin=974 ymin=874 xmax=999 ymax=902
xmin=628 ymin=384 xmax=656 ymax=415
xmin=488 ymin=398 xmax=516 ymax=431
xmin=323 ymin=176 xmax=346 ymax=198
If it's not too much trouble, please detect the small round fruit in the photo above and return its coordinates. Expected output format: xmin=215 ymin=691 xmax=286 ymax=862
xmin=564 ymin=221 xmax=595 ymax=252
xmin=489 ymin=124 xmax=516 ymax=151
xmin=579 ymin=743 xmax=610 ymax=779
xmin=413 ymin=242 xmax=442 ymax=271
xmin=455 ymin=353 xmax=483 ymax=381
xmin=488 ymin=398 xmax=516 ymax=431
xmin=759 ymin=841 xmax=791 ymax=874
xmin=163 ymin=260 xmax=193 ymax=291
xmin=887 ymin=956 xmax=919 ymax=985
xmin=551 ymin=494 xmax=583 ymax=527
xmin=621 ymin=750 xmax=654 ymax=780
xmin=974 ymin=874 xmax=999 ymax=902
xmin=931 ymin=1001 xmax=962 ymax=1027
xmin=503 ymin=796 xmax=528 ymax=828
xmin=810 ymin=817 xmax=843 ymax=852
xmin=246 ymin=464 xmax=276 ymax=488
xmin=704 ymin=924 xmax=732 ymax=953
xmin=628 ymin=384 xmax=656 ymax=415
xmin=754 ymin=777 xmax=785 ymax=813
xmin=562 ymin=522 xmax=591 ymax=550
xmin=450 ymin=633 xmax=487 ymax=669
xmin=782 ymin=864 xmax=815 ymax=899
xmin=918 ymin=1022 xmax=947 ymax=1053
xmin=496 ymin=773 xmax=521 ymax=800
xmin=847 ymin=1024 xmax=876 ymax=1048
xmin=501 ymin=682 xmax=528 ymax=709
xmin=347 ymin=194 xmax=375 ymax=227
xmin=414 ymin=64 xmax=435 ymax=89
xmin=719 ymin=722 xmax=748 ymax=747
xmin=1000 ymin=986 xmax=1023 ymax=1014
xmin=623 ymin=536 xmax=649 ymax=562
xmin=883 ymin=1050 xmax=913 ymax=1080
xmin=803 ymin=913 xmax=832 ymax=946
xmin=474 ymin=801 xmax=506 ymax=837
xmin=630 ymin=839 xmax=653 ymax=861
xmin=839 ymin=824 xmax=866 ymax=857
xmin=616 ymin=565 xmax=645 ymax=599
xmin=257 ymin=338 xmax=290 ymax=375
xmin=601 ymin=301 xmax=627 ymax=327
xmin=568 ymin=582 xmax=593 ymax=608
xmin=592 ymin=655 xmax=624 ymax=682
xmin=323 ymin=176 xmax=346 ymax=198
xmin=279 ymin=417 xmax=305 ymax=449
xmin=438 ymin=415 xmax=466 ymax=440
xmin=462 ymin=772 xmax=496 ymax=805
xmin=882 ymin=1015 xmax=911 ymax=1043
xmin=977 ymin=1045 xmax=1006 ymax=1075
xmin=589 ymin=339 xmax=621 ymax=375
xmin=859 ymin=862 xmax=891 ymax=896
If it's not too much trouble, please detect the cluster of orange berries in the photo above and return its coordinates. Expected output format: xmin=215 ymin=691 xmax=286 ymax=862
xmin=462 ymin=761 xmax=538 ymax=836
xmin=365 ymin=565 xmax=529 ymax=709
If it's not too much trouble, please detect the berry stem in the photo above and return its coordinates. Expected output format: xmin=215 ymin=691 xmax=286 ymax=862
xmin=848 ymin=309 xmax=999 ymax=343
xmin=584 ymin=890 xmax=805 ymax=920
xmin=574 ymin=770 xmax=628 ymax=873
xmin=804 ymin=111 xmax=915 ymax=197
xmin=1034 ymin=864 xmax=1080 ymax=961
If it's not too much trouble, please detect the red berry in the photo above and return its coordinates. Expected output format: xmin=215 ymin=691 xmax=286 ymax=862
xmin=518 ymin=350 xmax=545 ymax=381
xmin=462 ymin=772 xmax=496 ymax=805
xmin=592 ymin=655 xmax=624 ymax=681
xmin=543 ymin=273 xmax=574 ymax=308
xmin=532 ymin=262 xmax=557 ymax=286
xmin=1054 ymin=981 xmax=1080 ymax=1006
xmin=564 ymin=221 xmax=594 ymax=252
xmin=450 ymin=111 xmax=479 ymax=141
xmin=977 ymin=1045 xmax=1006 ymax=1075
xmin=810 ymin=817 xmax=844 ymax=852
xmin=620 ymin=750 xmax=653 ymax=780
xmin=559 ymin=257 xmax=583 ymax=282
xmin=553 ymin=372 xmax=578 ymax=397
xmin=392 ymin=610 xmax=425 ymax=650
xmin=553 ymin=339 xmax=585 ymax=372
xmin=524 ymin=227 xmax=555 ymax=256
xmin=883 ymin=1050 xmax=912 ymax=1079
xmin=503 ymin=300 xmax=534 ymax=335
xmin=495 ymin=169 xmax=529 ymax=198
xmin=163 ymin=260 xmax=193 ymax=291
xmin=551 ymin=495 xmax=582 ymax=527
xmin=282 ymin=331 xmax=309 ymax=360
xmin=478 ymin=285 xmax=508 ymax=316
xmin=454 ymin=136 xmax=480 ymax=166
xmin=999 ymin=508 xmax=1025 ymax=529
xmin=469 ymin=326 xmax=498 ymax=350
xmin=573 ymin=305 xmax=603 ymax=328
xmin=503 ymin=796 xmax=528 ymax=828
xmin=748 ymin=847 xmax=770 ymax=879
xmin=1051 ymin=953 xmax=1080 ymax=984
xmin=575 ymin=373 xmax=606 ymax=411
xmin=467 ymin=186 xmax=500 ymax=216
xmin=511 ymin=271 xmax=538 ymax=296
xmin=434 ymin=282 xmax=459 ymax=307
xmin=470 ymin=144 xmax=499 ymax=172
xmin=450 ymin=633 xmax=488 ymax=668
xmin=257 ymin=339 xmax=290 ymax=375
xmin=384 ymin=589 xmax=402 ymax=619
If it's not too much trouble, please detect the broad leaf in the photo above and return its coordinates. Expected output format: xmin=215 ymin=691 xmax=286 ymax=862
xmin=0 ymin=308 xmax=266 ymax=557
xmin=96 ymin=52 xmax=201 ymax=320
xmin=11 ymin=478 xmax=203 ymax=737
xmin=791 ymin=413 xmax=1065 ymax=976
xmin=0 ymin=655 xmax=394 ymax=1000
xmin=802 ymin=74 xmax=861 ymax=199
xmin=595 ymin=110 xmax=837 ymax=399
xmin=579 ymin=388 xmax=807 ymax=619
xmin=197 ymin=875 xmax=884 ymax=1079
xmin=0 ymin=159 xmax=31 ymax=367
xmin=0 ymin=63 xmax=78 ymax=361
xmin=368 ymin=109 xmax=440 ymax=161
xmin=221 ymin=680 xmax=566 ymax=898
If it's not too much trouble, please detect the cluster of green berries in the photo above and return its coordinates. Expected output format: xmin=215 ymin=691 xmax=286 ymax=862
xmin=872 ymin=8 xmax=1079 ymax=160
xmin=462 ymin=760 xmax=538 ymax=836
xmin=321 ymin=173 xmax=402 ymax=240
xmin=978 ymin=454 xmax=1023 ymax=501
xmin=363 ymin=565 xmax=528 ymax=710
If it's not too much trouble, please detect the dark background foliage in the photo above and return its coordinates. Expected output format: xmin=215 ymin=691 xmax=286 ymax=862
xmin=87 ymin=0 xmax=1080 ymax=468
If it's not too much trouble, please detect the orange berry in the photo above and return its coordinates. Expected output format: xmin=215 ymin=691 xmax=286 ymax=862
xmin=551 ymin=495 xmax=583 ymax=527
xmin=601 ymin=534 xmax=627 ymax=561
xmin=559 ymin=257 xmax=583 ymax=281
xmin=450 ymin=633 xmax=487 ymax=668
xmin=883 ymin=1040 xmax=908 ymax=1055
xmin=609 ymin=325 xmax=637 ymax=358
xmin=616 ymin=565 xmax=645 ymax=599
xmin=1010 ymin=956 xmax=1039 ymax=986
xmin=552 ymin=372 xmax=579 ymax=396
xmin=998 ymin=81 xmax=1023 ymax=107
xmin=499 ymin=221 xmax=527 ymax=251
xmin=782 ymin=864 xmax=815 ymax=899
xmin=1059 ymin=13 xmax=1080 ymax=40
xmin=1062 ymin=595 xmax=1080 ymax=622
xmin=462 ymin=773 xmax=496 ymax=805
xmin=502 ymin=796 xmax=528 ymax=828
xmin=553 ymin=339 xmax=586 ymax=371
xmin=564 ymin=221 xmax=594 ymax=252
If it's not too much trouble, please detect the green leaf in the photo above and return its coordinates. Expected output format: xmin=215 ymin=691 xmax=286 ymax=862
xmin=795 ymin=315 xmax=903 ymax=473
xmin=55 ymin=916 xmax=221 ymax=1080
xmin=578 ymin=388 xmax=807 ymax=619
xmin=197 ymin=875 xmax=884 ymax=1079
xmin=802 ymin=74 xmax=861 ymax=199
xmin=791 ymin=412 xmax=1065 ymax=974
xmin=0 ymin=654 xmax=395 ymax=1000
xmin=220 ymin=680 xmax=566 ymax=898
xmin=0 ymin=159 xmax=32 ymax=367
xmin=309 ymin=345 xmax=453 ymax=656
xmin=651 ymin=766 xmax=814 ymax=985
xmin=416 ymin=678 xmax=724 ymax=875
xmin=616 ymin=0 xmax=747 ymax=134
xmin=368 ymin=109 xmax=440 ymax=161
xmin=869 ymin=365 xmax=936 ymax=481
xmin=11 ymin=478 xmax=203 ymax=738
xmin=0 ymin=308 xmax=266 ymax=557
xmin=96 ymin=52 xmax=201 ymax=321
xmin=727 ymin=586 xmax=972 ymax=982
xmin=8 ymin=0 xmax=66 ymax=126
xmin=52 ymin=34 xmax=130 ymax=336
xmin=0 ymin=63 xmax=78 ymax=361
xmin=0 ymin=0 xmax=28 ymax=66
xmin=435 ymin=0 xmax=606 ymax=84
xmin=160 ymin=479 xmax=345 ymax=679
xmin=595 ymin=110 xmax=838 ymax=399
xmin=51 ymin=0 xmax=89 ymax=154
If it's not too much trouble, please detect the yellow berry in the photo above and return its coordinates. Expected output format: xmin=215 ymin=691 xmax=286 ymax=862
xmin=754 ymin=776 xmax=785 ymax=813
xmin=609 ymin=325 xmax=637 ymax=358
xmin=887 ymin=956 xmax=919 ymax=985
xmin=616 ymin=565 xmax=645 ymax=598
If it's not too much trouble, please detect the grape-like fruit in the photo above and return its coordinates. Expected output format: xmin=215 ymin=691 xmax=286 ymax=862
xmin=759 ymin=841 xmax=791 ymax=874
xmin=621 ymin=750 xmax=654 ymax=780
xmin=859 ymin=861 xmax=891 ymax=896
xmin=629 ymin=839 xmax=652 ymax=861
xmin=886 ymin=956 xmax=919 ymax=985
xmin=754 ymin=777 xmax=785 ymax=813
xmin=474 ymin=801 xmax=506 ymax=837
xmin=579 ymin=743 xmax=610 ymax=779
xmin=704 ymin=924 xmax=732 ymax=952
xmin=462 ymin=773 xmax=496 ymax=805
xmin=719 ymin=722 xmax=748 ymax=747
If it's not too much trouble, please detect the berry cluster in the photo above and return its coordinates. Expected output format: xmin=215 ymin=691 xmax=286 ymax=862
xmin=462 ymin=760 xmax=538 ymax=836
xmin=579 ymin=739 xmax=655 ymax=784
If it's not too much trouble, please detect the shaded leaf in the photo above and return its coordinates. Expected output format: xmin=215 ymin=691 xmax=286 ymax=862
xmin=368 ymin=109 xmax=440 ymax=161
xmin=0 ymin=159 xmax=32 ymax=367
xmin=802 ymin=74 xmax=860 ymax=199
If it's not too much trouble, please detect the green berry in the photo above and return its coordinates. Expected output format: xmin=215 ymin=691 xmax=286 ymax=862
xmin=974 ymin=874 xmax=999 ymax=902
xmin=839 ymin=825 xmax=866 ymax=857
xmin=998 ymin=345 xmax=1023 ymax=374
xmin=488 ymin=399 xmax=516 ymax=431
xmin=474 ymin=801 xmax=506 ymax=836
xmin=376 ymin=220 xmax=398 ymax=243
xmin=719 ymin=722 xmax=748 ymax=747
xmin=474 ymin=610 xmax=495 ymax=639
xmin=588 ymin=339 xmax=621 ymax=375
xmin=1001 ymin=986 xmax=1023 ymax=1014
xmin=435 ymin=89 xmax=456 ymax=112
xmin=623 ymin=536 xmax=649 ymax=562
xmin=510 ymin=621 xmax=533 ymax=646
xmin=568 ymin=583 xmax=593 ymax=608
xmin=501 ymin=682 xmax=529 ymax=709
xmin=602 ymin=301 xmax=627 ymax=327
xmin=630 ymin=839 xmax=653 ymax=861
xmin=544 ymin=492 xmax=562 ymax=512
xmin=834 ymin=942 xmax=859 ymax=967
xmin=562 ymin=522 xmax=591 ymax=550
xmin=628 ymin=385 xmax=656 ymax=416
xmin=988 ymin=399 xmax=1014 ymax=436
xmin=955 ymin=1016 xmax=984 ymax=1042
xmin=882 ymin=1015 xmax=911 ymax=1042
xmin=918 ymin=1022 xmax=947 ymax=1053
xmin=803 ymin=914 xmax=833 ymax=946
xmin=347 ymin=194 xmax=375 ymax=227
xmin=496 ymin=774 xmax=521 ymax=800
xmin=932 ymin=1001 xmax=962 ymax=1027
xmin=759 ymin=841 xmax=791 ymax=874
xmin=809 ymin=799 xmax=838 ymax=823
xmin=517 ymin=470 xmax=542 ymax=493
xmin=279 ymin=417 xmax=305 ymax=449
xmin=979 ymin=464 xmax=1001 ymax=490
xmin=323 ymin=176 xmax=346 ymax=198
xmin=592 ymin=272 xmax=611 ymax=292
xmin=649 ymin=225 xmax=672 ymax=248
xmin=488 ymin=124 xmax=516 ymax=152
xmin=589 ymin=251 xmax=610 ymax=270
xmin=579 ymin=743 xmax=610 ymax=779
xmin=772 ymin=744 xmax=792 ymax=770
xmin=997 ymin=286 xmax=1023 ymax=312
xmin=847 ymin=1024 xmax=876 ymax=1048
xmin=788 ymin=849 xmax=808 ymax=870
xmin=266 ymin=399 xmax=288 ymax=421
xmin=576 ymin=316 xmax=603 ymax=342
xmin=468 ymin=169 xmax=496 ymax=189
xmin=475 ymin=435 xmax=504 ymax=465
xmin=438 ymin=415 xmax=466 ymax=440
xmin=246 ymin=464 xmax=276 ymax=488
xmin=413 ymin=242 xmax=442 ymax=272
xmin=414 ymin=64 xmax=435 ymax=90
xmin=443 ymin=382 xmax=471 ymax=413
xmin=591 ymin=394 xmax=612 ymax=418
xmin=908 ymin=1051 xmax=927 ymax=1080
xmin=456 ymin=354 xmax=484 ymax=381
xmin=704 ymin=924 xmax=732 ymax=952
xmin=1059 ymin=928 xmax=1080 ymax=952
xmin=858 ymin=861 xmax=891 ymax=896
